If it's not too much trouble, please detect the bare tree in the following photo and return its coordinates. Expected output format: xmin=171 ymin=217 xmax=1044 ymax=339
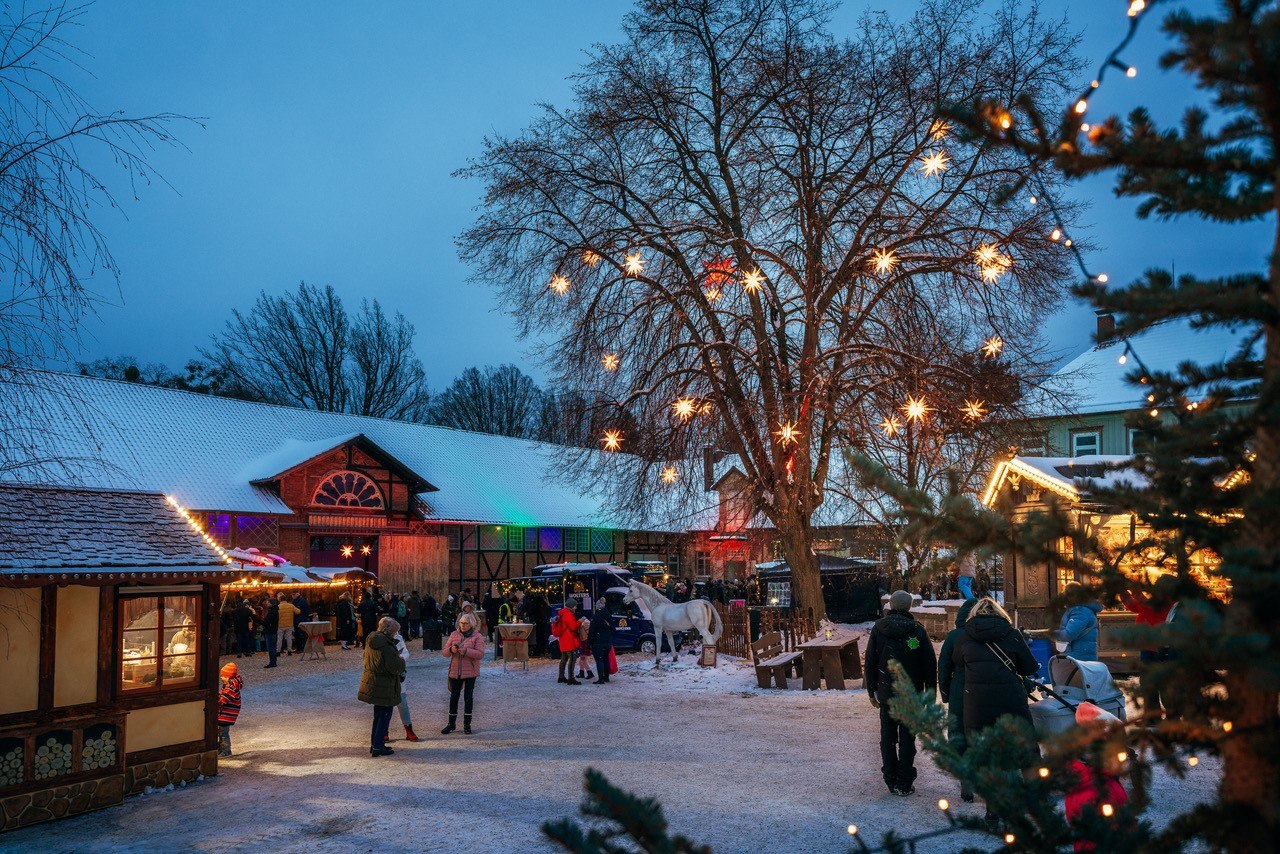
xmin=429 ymin=364 xmax=547 ymax=438
xmin=0 ymin=2 xmax=186 ymax=479
xmin=459 ymin=0 xmax=1078 ymax=617
xmin=202 ymin=282 xmax=431 ymax=420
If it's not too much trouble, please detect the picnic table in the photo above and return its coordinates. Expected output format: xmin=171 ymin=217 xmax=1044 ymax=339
xmin=298 ymin=621 xmax=330 ymax=661
xmin=796 ymin=629 xmax=862 ymax=690
xmin=497 ymin=622 xmax=533 ymax=670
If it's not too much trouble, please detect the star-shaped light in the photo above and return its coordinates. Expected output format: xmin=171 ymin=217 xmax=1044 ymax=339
xmin=360 ymin=544 xmax=372 ymax=556
xmin=981 ymin=335 xmax=1004 ymax=358
xmin=741 ymin=268 xmax=764 ymax=293
xmin=901 ymin=395 xmax=932 ymax=423
xmin=672 ymin=398 xmax=697 ymax=421
xmin=961 ymin=400 xmax=987 ymax=420
xmin=870 ymin=248 xmax=897 ymax=275
xmin=928 ymin=119 xmax=951 ymax=141
xmin=581 ymin=249 xmax=602 ymax=267
xmin=601 ymin=353 xmax=620 ymax=371
xmin=601 ymin=430 xmax=623 ymax=452
xmin=973 ymin=244 xmax=1011 ymax=282
xmin=704 ymin=286 xmax=722 ymax=303
xmin=973 ymin=243 xmax=1001 ymax=267
xmin=340 ymin=545 xmax=354 ymax=559
xmin=880 ymin=415 xmax=902 ymax=437
xmin=660 ymin=465 xmax=680 ymax=484
xmin=919 ymin=150 xmax=949 ymax=176
xmin=624 ymin=251 xmax=645 ymax=277
xmin=775 ymin=421 xmax=800 ymax=446
xmin=548 ymin=274 xmax=570 ymax=295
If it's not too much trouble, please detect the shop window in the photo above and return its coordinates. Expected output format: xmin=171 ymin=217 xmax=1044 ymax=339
xmin=590 ymin=529 xmax=613 ymax=553
xmin=236 ymin=515 xmax=279 ymax=549
xmin=1071 ymin=430 xmax=1101 ymax=457
xmin=119 ymin=592 xmax=201 ymax=695
xmin=312 ymin=470 xmax=384 ymax=508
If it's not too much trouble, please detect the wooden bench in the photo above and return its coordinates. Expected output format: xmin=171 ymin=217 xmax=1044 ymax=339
xmin=753 ymin=631 xmax=804 ymax=689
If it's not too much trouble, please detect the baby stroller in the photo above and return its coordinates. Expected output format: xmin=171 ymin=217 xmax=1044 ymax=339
xmin=1029 ymin=655 xmax=1127 ymax=739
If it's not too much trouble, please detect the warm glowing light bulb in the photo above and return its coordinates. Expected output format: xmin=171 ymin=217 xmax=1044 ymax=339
xmin=1029 ymin=195 xmax=1037 ymax=205
xmin=1188 ymin=756 xmax=1199 ymax=767
xmin=1149 ymin=408 xmax=1159 ymax=417
xmin=998 ymin=114 xmax=1012 ymax=129
xmin=548 ymin=274 xmax=571 ymax=295
xmin=1081 ymin=123 xmax=1091 ymax=132
xmin=919 ymin=150 xmax=950 ymax=176
xmin=1118 ymin=353 xmax=1127 ymax=365
xmin=601 ymin=430 xmax=623 ymax=452
xmin=870 ymin=248 xmax=897 ymax=274
xmin=1097 ymin=273 xmax=1110 ymax=284
xmin=1005 ymin=834 xmax=1016 ymax=845
xmin=1074 ymin=99 xmax=1088 ymax=114
xmin=1050 ymin=228 xmax=1062 ymax=241
xmin=1038 ymin=767 xmax=1050 ymax=778
xmin=1116 ymin=751 xmax=1128 ymax=763
xmin=1223 ymin=721 xmax=1233 ymax=733
xmin=1129 ymin=0 xmax=1146 ymax=17
xmin=624 ymin=251 xmax=645 ymax=277
xmin=937 ymin=799 xmax=949 ymax=811
xmin=1101 ymin=803 xmax=1115 ymax=818
xmin=847 ymin=825 xmax=858 ymax=836
xmin=1126 ymin=66 xmax=1137 ymax=78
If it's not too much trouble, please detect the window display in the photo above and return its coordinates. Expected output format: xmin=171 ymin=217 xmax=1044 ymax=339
xmin=119 ymin=593 xmax=200 ymax=694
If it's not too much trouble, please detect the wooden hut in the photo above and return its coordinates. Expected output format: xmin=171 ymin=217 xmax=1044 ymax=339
xmin=0 ymin=484 xmax=236 ymax=832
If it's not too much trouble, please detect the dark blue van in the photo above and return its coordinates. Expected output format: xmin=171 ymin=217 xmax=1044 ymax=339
xmin=500 ymin=563 xmax=675 ymax=655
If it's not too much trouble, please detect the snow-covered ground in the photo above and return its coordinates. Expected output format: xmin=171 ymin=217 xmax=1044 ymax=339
xmin=1 ymin=636 xmax=1219 ymax=854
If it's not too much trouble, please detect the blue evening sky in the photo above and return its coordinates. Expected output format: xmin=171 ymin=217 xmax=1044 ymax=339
xmin=65 ymin=1 xmax=1272 ymax=387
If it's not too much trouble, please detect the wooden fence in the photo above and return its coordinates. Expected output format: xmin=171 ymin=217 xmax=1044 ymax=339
xmin=714 ymin=604 xmax=816 ymax=662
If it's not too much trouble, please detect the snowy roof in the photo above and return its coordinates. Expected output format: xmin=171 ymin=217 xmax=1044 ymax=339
xmin=1035 ymin=318 xmax=1258 ymax=417
xmin=0 ymin=484 xmax=231 ymax=574
xmin=7 ymin=371 xmax=678 ymax=531
xmin=981 ymin=455 xmax=1146 ymax=506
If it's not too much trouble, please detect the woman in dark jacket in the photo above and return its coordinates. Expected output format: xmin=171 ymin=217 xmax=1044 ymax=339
xmin=938 ymin=598 xmax=978 ymax=801
xmin=953 ymin=597 xmax=1039 ymax=735
xmin=357 ymin=595 xmax=380 ymax=646
xmin=335 ymin=592 xmax=357 ymax=649
xmin=586 ymin=605 xmax=615 ymax=684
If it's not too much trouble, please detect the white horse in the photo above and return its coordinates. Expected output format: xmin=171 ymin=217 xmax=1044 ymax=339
xmin=623 ymin=580 xmax=721 ymax=664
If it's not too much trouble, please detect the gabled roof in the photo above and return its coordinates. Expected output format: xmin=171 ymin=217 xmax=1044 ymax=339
xmin=1034 ymin=318 xmax=1259 ymax=417
xmin=981 ymin=455 xmax=1144 ymax=507
xmin=241 ymin=432 xmax=436 ymax=493
xmin=5 ymin=371 xmax=676 ymax=531
xmin=0 ymin=484 xmax=231 ymax=574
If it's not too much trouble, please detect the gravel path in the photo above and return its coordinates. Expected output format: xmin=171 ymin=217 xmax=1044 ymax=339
xmin=0 ymin=639 xmax=1220 ymax=853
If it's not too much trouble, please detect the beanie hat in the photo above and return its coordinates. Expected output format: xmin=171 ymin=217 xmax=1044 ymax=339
xmin=1075 ymin=701 xmax=1121 ymax=729
xmin=889 ymin=590 xmax=914 ymax=612
xmin=220 ymin=662 xmax=238 ymax=678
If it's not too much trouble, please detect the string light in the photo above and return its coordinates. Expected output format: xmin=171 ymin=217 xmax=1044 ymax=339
xmin=165 ymin=494 xmax=231 ymax=563
xmin=937 ymin=799 xmax=949 ymax=811
xmin=1149 ymin=408 xmax=1159 ymax=417
xmin=880 ymin=415 xmax=902 ymax=437
xmin=1128 ymin=0 xmax=1146 ymax=17
xmin=982 ymin=335 xmax=1005 ymax=358
xmin=1050 ymin=228 xmax=1062 ymax=241
xmin=549 ymin=274 xmax=571 ymax=295
xmin=962 ymin=400 xmax=987 ymax=420
xmin=1116 ymin=751 xmax=1128 ymax=763
xmin=1097 ymin=273 xmax=1110 ymax=284
xmin=660 ymin=465 xmax=680 ymax=484
xmin=847 ymin=825 xmax=858 ymax=836
xmin=1126 ymin=65 xmax=1137 ymax=78
xmin=1005 ymin=833 xmax=1016 ymax=845
xmin=902 ymin=395 xmax=931 ymax=422
xmin=920 ymin=150 xmax=950 ymax=176
xmin=1101 ymin=803 xmax=1115 ymax=818
xmin=1074 ymin=99 xmax=1088 ymax=114
xmin=601 ymin=430 xmax=623 ymax=452
xmin=601 ymin=353 xmax=620 ymax=371
xmin=1222 ymin=721 xmax=1233 ymax=733
xmin=775 ymin=421 xmax=800 ymax=446
xmin=870 ymin=248 xmax=898 ymax=275
xmin=1188 ymin=756 xmax=1199 ymax=767
xmin=1118 ymin=353 xmax=1127 ymax=365
xmin=581 ymin=249 xmax=602 ymax=267
xmin=672 ymin=398 xmax=698 ymax=421
xmin=742 ymin=268 xmax=765 ymax=293
xmin=624 ymin=251 xmax=645 ymax=277
xmin=1038 ymin=767 xmax=1050 ymax=778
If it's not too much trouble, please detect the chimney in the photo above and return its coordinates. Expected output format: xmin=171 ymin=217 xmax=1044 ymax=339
xmin=1095 ymin=309 xmax=1116 ymax=342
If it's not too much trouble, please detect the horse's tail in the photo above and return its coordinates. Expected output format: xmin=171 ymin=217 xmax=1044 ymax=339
xmin=704 ymin=600 xmax=722 ymax=643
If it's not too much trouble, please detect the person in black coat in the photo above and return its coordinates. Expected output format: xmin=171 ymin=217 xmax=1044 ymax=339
xmin=864 ymin=590 xmax=937 ymax=796
xmin=357 ymin=594 xmax=380 ymax=646
xmin=482 ymin=590 xmax=501 ymax=642
xmin=291 ymin=592 xmax=312 ymax=653
xmin=586 ymin=604 xmax=615 ymax=684
xmin=952 ymin=597 xmax=1039 ymax=736
xmin=335 ymin=592 xmax=357 ymax=649
xmin=231 ymin=600 xmax=256 ymax=657
xmin=262 ymin=596 xmax=280 ymax=668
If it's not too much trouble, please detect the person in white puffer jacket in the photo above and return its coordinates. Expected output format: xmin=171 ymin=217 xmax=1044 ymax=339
xmin=393 ymin=631 xmax=418 ymax=742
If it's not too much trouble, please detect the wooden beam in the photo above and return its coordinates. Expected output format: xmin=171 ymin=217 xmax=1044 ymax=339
xmin=38 ymin=586 xmax=56 ymax=711
xmin=97 ymin=586 xmax=114 ymax=705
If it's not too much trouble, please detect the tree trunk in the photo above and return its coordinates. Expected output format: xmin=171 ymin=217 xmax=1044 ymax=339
xmin=778 ymin=523 xmax=825 ymax=622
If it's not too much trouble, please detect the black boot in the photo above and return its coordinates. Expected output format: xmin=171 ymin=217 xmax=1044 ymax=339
xmin=463 ymin=715 xmax=472 ymax=735
xmin=441 ymin=716 xmax=456 ymax=735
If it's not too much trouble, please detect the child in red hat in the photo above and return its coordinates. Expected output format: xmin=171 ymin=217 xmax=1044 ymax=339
xmin=1064 ymin=702 xmax=1130 ymax=852
xmin=217 ymin=662 xmax=243 ymax=757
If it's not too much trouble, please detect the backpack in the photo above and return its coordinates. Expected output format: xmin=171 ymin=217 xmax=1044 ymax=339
xmin=395 ymin=601 xmax=406 ymax=619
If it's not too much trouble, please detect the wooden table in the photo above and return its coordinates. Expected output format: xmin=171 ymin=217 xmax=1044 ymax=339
xmin=298 ymin=621 xmax=330 ymax=661
xmin=497 ymin=623 xmax=533 ymax=670
xmin=797 ymin=631 xmax=862 ymax=690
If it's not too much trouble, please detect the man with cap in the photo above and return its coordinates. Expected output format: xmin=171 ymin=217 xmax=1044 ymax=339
xmin=864 ymin=590 xmax=937 ymax=796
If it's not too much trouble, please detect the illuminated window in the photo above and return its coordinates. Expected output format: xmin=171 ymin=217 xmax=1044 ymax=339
xmin=312 ymin=471 xmax=384 ymax=508
xmin=119 ymin=592 xmax=201 ymax=695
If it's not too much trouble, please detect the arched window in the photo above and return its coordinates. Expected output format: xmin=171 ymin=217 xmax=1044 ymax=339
xmin=312 ymin=470 xmax=384 ymax=509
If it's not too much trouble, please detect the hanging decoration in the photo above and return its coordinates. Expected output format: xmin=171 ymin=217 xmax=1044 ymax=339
xmin=601 ymin=430 xmax=623 ymax=452
xmin=919 ymin=151 xmax=949 ymax=176
xmin=581 ymin=249 xmax=602 ymax=267
xmin=672 ymin=398 xmax=698 ymax=421
xmin=981 ymin=335 xmax=1005 ymax=358
xmin=624 ymin=251 xmax=646 ymax=277
xmin=660 ymin=465 xmax=680 ymax=484
xmin=741 ymin=268 xmax=764 ymax=293
xmin=703 ymin=257 xmax=736 ymax=288
xmin=548 ymin=274 xmax=571 ymax=295
xmin=880 ymin=415 xmax=902 ymax=437
xmin=973 ymin=243 xmax=1012 ymax=282
xmin=704 ymin=285 xmax=723 ymax=302
xmin=774 ymin=421 xmax=800 ymax=446
xmin=901 ymin=395 xmax=932 ymax=423
xmin=928 ymin=119 xmax=951 ymax=141
xmin=869 ymin=249 xmax=897 ymax=275
xmin=601 ymin=353 xmax=620 ymax=372
xmin=961 ymin=399 xmax=988 ymax=420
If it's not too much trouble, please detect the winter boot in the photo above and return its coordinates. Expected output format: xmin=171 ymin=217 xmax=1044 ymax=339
xmin=463 ymin=715 xmax=473 ymax=735
xmin=404 ymin=726 xmax=419 ymax=742
xmin=441 ymin=716 xmax=456 ymax=735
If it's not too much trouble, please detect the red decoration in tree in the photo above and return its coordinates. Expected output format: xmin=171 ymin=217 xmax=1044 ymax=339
xmin=702 ymin=257 xmax=736 ymax=289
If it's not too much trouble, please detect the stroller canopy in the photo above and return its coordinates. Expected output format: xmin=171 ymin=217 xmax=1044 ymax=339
xmin=1049 ymin=655 xmax=1120 ymax=700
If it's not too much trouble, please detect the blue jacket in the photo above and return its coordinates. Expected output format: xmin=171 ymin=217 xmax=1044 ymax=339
xmin=1053 ymin=601 xmax=1102 ymax=661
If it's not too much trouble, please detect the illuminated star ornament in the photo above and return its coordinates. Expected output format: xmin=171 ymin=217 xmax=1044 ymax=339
xmin=741 ymin=268 xmax=764 ymax=293
xmin=548 ymin=274 xmax=570 ymax=295
xmin=601 ymin=430 xmax=623 ymax=452
xmin=601 ymin=353 xmax=620 ymax=372
xmin=869 ymin=248 xmax=897 ymax=275
xmin=981 ymin=335 xmax=1004 ymax=358
xmin=919 ymin=150 xmax=949 ymax=176
xmin=775 ymin=421 xmax=800 ymax=446
xmin=973 ymin=243 xmax=1012 ymax=282
xmin=624 ymin=251 xmax=645 ymax=277
xmin=660 ymin=465 xmax=680 ymax=484
xmin=880 ymin=415 xmax=902 ymax=437
xmin=901 ymin=395 xmax=932 ymax=423
xmin=962 ymin=400 xmax=987 ymax=420
xmin=704 ymin=286 xmax=723 ymax=303
xmin=703 ymin=257 xmax=736 ymax=289
xmin=341 ymin=544 xmax=354 ymax=559
xmin=928 ymin=119 xmax=951 ymax=141
xmin=581 ymin=249 xmax=602 ymax=267
xmin=360 ymin=544 xmax=372 ymax=556
xmin=672 ymin=398 xmax=697 ymax=421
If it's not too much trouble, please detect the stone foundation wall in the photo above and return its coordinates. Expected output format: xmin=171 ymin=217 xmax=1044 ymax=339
xmin=0 ymin=774 xmax=125 ymax=831
xmin=123 ymin=749 xmax=218 ymax=795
